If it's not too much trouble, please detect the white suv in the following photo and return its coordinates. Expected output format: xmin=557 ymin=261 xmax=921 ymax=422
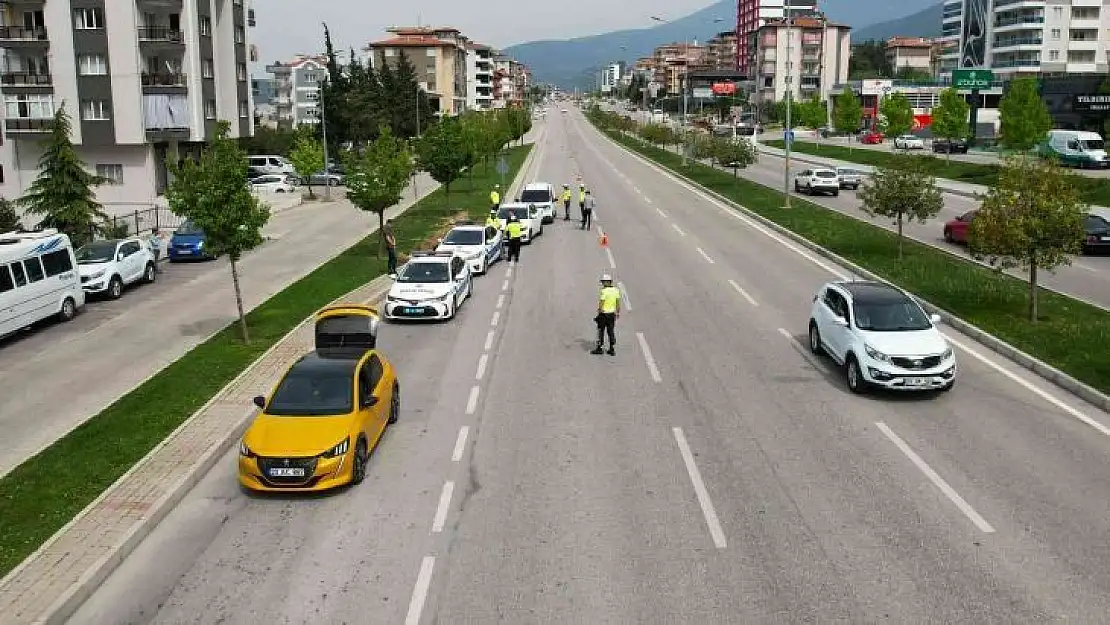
xmin=496 ymin=203 xmax=543 ymax=243
xmin=384 ymin=251 xmax=473 ymax=321
xmin=75 ymin=237 xmax=157 ymax=299
xmin=807 ymin=280 xmax=956 ymax=393
xmin=793 ymin=168 xmax=840 ymax=197
xmin=519 ymin=182 xmax=557 ymax=224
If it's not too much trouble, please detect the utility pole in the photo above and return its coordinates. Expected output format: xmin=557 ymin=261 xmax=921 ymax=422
xmin=681 ymin=73 xmax=688 ymax=166
xmin=319 ymin=78 xmax=331 ymax=201
xmin=783 ymin=1 xmax=793 ymax=209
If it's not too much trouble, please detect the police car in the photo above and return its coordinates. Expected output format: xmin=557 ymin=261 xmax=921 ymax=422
xmin=384 ymin=251 xmax=473 ymax=321
xmin=435 ymin=221 xmax=502 ymax=275
xmin=520 ymin=182 xmax=557 ymax=224
xmin=496 ymin=202 xmax=544 ymax=243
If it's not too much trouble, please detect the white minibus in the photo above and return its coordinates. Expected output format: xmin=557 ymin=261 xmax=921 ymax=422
xmin=0 ymin=229 xmax=84 ymax=338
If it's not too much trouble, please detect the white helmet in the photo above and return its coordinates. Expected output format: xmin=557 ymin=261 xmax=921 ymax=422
xmin=600 ymin=274 xmax=612 ymax=283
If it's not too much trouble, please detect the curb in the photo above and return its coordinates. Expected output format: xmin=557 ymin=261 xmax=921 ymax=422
xmin=595 ymin=125 xmax=1110 ymax=415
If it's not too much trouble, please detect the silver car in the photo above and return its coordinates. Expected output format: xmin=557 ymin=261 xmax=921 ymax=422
xmin=836 ymin=167 xmax=864 ymax=190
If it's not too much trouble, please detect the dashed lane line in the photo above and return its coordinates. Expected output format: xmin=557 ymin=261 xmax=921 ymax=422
xmin=728 ymin=279 xmax=759 ymax=306
xmin=452 ymin=426 xmax=469 ymax=462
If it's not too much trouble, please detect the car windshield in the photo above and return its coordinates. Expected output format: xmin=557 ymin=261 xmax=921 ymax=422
xmin=175 ymin=221 xmax=204 ymax=235
xmin=398 ymin=262 xmax=450 ymax=283
xmin=75 ymin=242 xmax=116 ymax=264
xmin=520 ymin=189 xmax=551 ymax=203
xmin=853 ymin=299 xmax=932 ymax=332
xmin=442 ymin=229 xmax=484 ymax=245
xmin=1085 ymin=215 xmax=1110 ymax=231
xmin=815 ymin=171 xmax=837 ymax=178
xmin=1082 ymin=139 xmax=1106 ymax=150
xmin=266 ymin=369 xmax=353 ymax=416
xmin=498 ymin=207 xmax=528 ymax=220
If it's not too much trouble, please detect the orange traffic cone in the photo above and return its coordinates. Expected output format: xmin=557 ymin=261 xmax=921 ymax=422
xmin=600 ymin=233 xmax=609 ymax=247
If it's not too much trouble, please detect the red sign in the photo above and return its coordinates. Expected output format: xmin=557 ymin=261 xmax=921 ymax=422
xmin=912 ymin=114 xmax=933 ymax=130
xmin=711 ymin=82 xmax=736 ymax=95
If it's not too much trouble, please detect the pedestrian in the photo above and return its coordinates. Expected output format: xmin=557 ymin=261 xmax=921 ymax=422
xmin=581 ymin=189 xmax=595 ymax=230
xmin=148 ymin=228 xmax=161 ymax=272
xmin=592 ymin=274 xmax=620 ymax=355
xmin=489 ymin=184 xmax=501 ymax=213
xmin=505 ymin=212 xmax=524 ymax=264
xmin=383 ymin=218 xmax=398 ymax=277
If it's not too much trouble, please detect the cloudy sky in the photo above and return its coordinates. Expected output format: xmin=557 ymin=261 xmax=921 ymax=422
xmin=251 ymin=0 xmax=720 ymax=71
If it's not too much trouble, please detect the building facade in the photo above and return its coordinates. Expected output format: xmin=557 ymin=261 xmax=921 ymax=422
xmin=491 ymin=53 xmax=528 ymax=108
xmin=265 ymin=55 xmax=326 ymax=129
xmin=0 ymin=0 xmax=255 ymax=209
xmin=752 ymin=16 xmax=851 ymax=104
xmin=885 ymin=37 xmax=936 ymax=74
xmin=736 ymin=0 xmax=817 ymax=77
xmin=467 ymin=42 xmax=493 ymax=110
xmin=706 ymin=30 xmax=738 ymax=71
xmin=367 ymin=26 xmax=469 ymax=116
xmin=600 ymin=62 xmax=624 ymax=94
xmin=651 ymin=42 xmax=706 ymax=95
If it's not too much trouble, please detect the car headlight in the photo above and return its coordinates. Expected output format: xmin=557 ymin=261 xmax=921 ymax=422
xmin=434 ymin=292 xmax=452 ymax=302
xmin=239 ymin=440 xmax=255 ymax=458
xmin=386 ymin=295 xmax=399 ymax=302
xmin=87 ymin=270 xmax=105 ymax=280
xmin=320 ymin=437 xmax=350 ymax=458
xmin=196 ymin=240 xmax=204 ymax=248
xmin=941 ymin=347 xmax=953 ymax=361
xmin=465 ymin=250 xmax=482 ymax=260
xmin=864 ymin=344 xmax=890 ymax=363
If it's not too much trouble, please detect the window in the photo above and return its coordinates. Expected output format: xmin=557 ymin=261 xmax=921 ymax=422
xmin=0 ymin=266 xmax=12 ymax=293
xmin=239 ymin=100 xmax=248 ymax=117
xmin=384 ymin=48 xmax=396 ymax=57
xmin=426 ymin=48 xmax=437 ymax=58
xmin=202 ymin=59 xmax=214 ymax=78
xmin=234 ymin=26 xmax=244 ymax=43
xmin=81 ymin=100 xmax=110 ymax=121
xmin=23 ymin=257 xmax=44 ymax=283
xmin=1053 ymin=6 xmax=1063 ymax=18
xmin=267 ymin=369 xmax=354 ymax=416
xmin=78 ymin=54 xmax=108 ymax=76
xmin=96 ymin=164 xmax=123 ymax=184
xmin=10 ymin=262 xmax=27 ymax=287
xmin=4 ymin=94 xmax=54 ymax=119
xmin=41 ymin=250 xmax=73 ymax=277
xmin=205 ymin=99 xmax=216 ymax=119
xmin=199 ymin=16 xmax=211 ymax=36
xmin=74 ymin=7 xmax=104 ymax=29
xmin=237 ymin=63 xmax=247 ymax=81
xmin=367 ymin=355 xmax=384 ymax=390
xmin=1051 ymin=28 xmax=1060 ymax=40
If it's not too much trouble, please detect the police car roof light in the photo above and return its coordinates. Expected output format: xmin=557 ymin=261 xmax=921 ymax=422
xmin=410 ymin=250 xmax=455 ymax=258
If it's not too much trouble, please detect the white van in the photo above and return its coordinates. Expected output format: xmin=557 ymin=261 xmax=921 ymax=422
xmin=1041 ymin=130 xmax=1108 ymax=169
xmin=247 ymin=154 xmax=296 ymax=175
xmin=0 ymin=229 xmax=84 ymax=338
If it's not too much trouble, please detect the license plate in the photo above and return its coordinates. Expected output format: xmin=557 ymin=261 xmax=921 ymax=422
xmin=403 ymin=307 xmax=424 ymax=314
xmin=268 ymin=467 xmax=305 ymax=477
xmin=177 ymin=249 xmax=193 ymax=254
xmin=1102 ymin=236 xmax=1109 ymax=241
xmin=904 ymin=377 xmax=931 ymax=386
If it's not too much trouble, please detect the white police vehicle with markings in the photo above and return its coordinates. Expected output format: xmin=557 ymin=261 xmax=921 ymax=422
xmin=384 ymin=251 xmax=473 ymax=321
xmin=435 ymin=221 xmax=503 ymax=275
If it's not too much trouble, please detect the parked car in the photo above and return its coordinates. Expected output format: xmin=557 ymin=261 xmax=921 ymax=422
xmin=835 ymin=166 xmax=864 ymax=190
xmin=247 ymin=154 xmax=296 ymax=175
xmin=251 ymin=174 xmax=297 ymax=193
xmin=0 ymin=229 xmax=84 ymax=336
xmin=1083 ymin=214 xmax=1110 ymax=254
xmin=894 ymin=135 xmax=925 ymax=150
xmin=75 ymin=237 xmax=157 ymax=299
xmin=793 ymin=168 xmax=840 ymax=196
xmin=942 ymin=210 xmax=978 ymax=245
xmin=246 ymin=166 xmax=268 ymax=181
xmin=859 ymin=130 xmax=883 ymax=145
xmin=519 ymin=182 xmax=557 ymax=224
xmin=168 ymin=220 xmax=215 ymax=261
xmin=932 ymin=137 xmax=969 ymax=154
xmin=307 ymin=170 xmax=344 ymax=186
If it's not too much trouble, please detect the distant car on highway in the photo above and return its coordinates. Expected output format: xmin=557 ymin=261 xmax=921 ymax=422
xmin=808 ymin=280 xmax=957 ymax=394
xmin=793 ymin=168 xmax=840 ymax=196
xmin=835 ymin=166 xmax=864 ymax=190
xmin=942 ymin=210 xmax=978 ymax=245
xmin=932 ymin=137 xmax=969 ymax=154
xmin=384 ymin=251 xmax=473 ymax=321
xmin=75 ymin=237 xmax=157 ymax=300
xmin=168 ymin=220 xmax=216 ymax=261
xmin=894 ymin=135 xmax=925 ymax=150
xmin=1083 ymin=213 xmax=1110 ymax=254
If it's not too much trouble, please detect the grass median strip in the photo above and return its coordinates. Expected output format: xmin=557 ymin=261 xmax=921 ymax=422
xmin=0 ymin=145 xmax=530 ymax=578
xmin=595 ymin=125 xmax=1110 ymax=395
xmin=765 ymin=139 xmax=1110 ymax=207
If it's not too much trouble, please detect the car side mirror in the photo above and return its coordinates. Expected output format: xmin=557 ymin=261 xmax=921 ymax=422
xmin=252 ymin=395 xmax=266 ymax=409
xmin=363 ymin=396 xmax=379 ymax=408
xmin=437 ymin=238 xmax=443 ymax=245
xmin=833 ymin=317 xmax=849 ymax=327
xmin=116 ymin=252 xmax=125 ymax=262
xmin=929 ymin=313 xmax=942 ymax=325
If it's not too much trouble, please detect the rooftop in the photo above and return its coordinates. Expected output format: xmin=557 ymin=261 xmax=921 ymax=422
xmin=837 ymin=281 xmax=909 ymax=304
xmin=368 ymin=36 xmax=457 ymax=48
xmin=290 ymin=350 xmax=364 ymax=376
xmin=886 ymin=37 xmax=935 ymax=48
xmin=761 ymin=16 xmax=850 ymax=30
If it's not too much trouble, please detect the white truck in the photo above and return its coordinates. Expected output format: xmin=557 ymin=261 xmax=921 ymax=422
xmin=1040 ymin=130 xmax=1108 ymax=169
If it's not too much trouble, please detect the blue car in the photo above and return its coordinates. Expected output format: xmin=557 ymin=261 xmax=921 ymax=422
xmin=167 ymin=221 xmax=215 ymax=261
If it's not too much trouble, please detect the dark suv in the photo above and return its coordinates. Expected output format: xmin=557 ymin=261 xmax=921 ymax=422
xmin=932 ymin=138 xmax=969 ymax=154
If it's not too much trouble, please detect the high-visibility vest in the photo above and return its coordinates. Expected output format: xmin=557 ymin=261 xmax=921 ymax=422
xmin=486 ymin=216 xmax=499 ymax=228
xmin=490 ymin=191 xmax=501 ymax=205
xmin=599 ymin=286 xmax=620 ymax=313
xmin=579 ymin=190 xmax=586 ymax=202
xmin=506 ymin=222 xmax=524 ymax=239
xmin=562 ymin=190 xmax=571 ymax=201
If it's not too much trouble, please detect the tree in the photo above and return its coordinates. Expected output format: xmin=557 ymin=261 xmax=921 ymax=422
xmin=798 ymin=95 xmax=827 ymax=130
xmin=878 ymin=93 xmax=914 ymax=143
xmin=998 ymin=78 xmax=1052 ymax=154
xmin=711 ymin=137 xmax=757 ymax=176
xmin=848 ymin=40 xmax=894 ymax=79
xmin=834 ymin=90 xmax=863 ymax=137
xmin=858 ymin=154 xmax=943 ymax=260
xmin=0 ymin=197 xmax=21 ymax=232
xmin=345 ymin=126 xmax=414 ymax=256
xmin=167 ymin=121 xmax=270 ymax=343
xmin=239 ymin=126 xmax=299 ymax=156
xmin=930 ymin=87 xmax=970 ymax=162
xmin=287 ymin=131 xmax=326 ymax=198
xmin=415 ymin=116 xmax=469 ymax=198
xmin=320 ymin=24 xmax=350 ymax=153
xmin=15 ymin=105 xmax=109 ymax=247
xmin=969 ymin=156 xmax=1086 ymax=321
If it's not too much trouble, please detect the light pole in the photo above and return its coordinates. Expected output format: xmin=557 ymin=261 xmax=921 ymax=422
xmin=783 ymin=2 xmax=793 ymax=209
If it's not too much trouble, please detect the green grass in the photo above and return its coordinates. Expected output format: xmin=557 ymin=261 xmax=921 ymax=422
xmin=594 ymin=123 xmax=1110 ymax=395
xmin=0 ymin=145 xmax=531 ymax=578
xmin=764 ymin=139 xmax=1110 ymax=207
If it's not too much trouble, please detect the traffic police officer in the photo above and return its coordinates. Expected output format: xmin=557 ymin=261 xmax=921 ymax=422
xmin=561 ymin=184 xmax=572 ymax=220
xmin=578 ymin=184 xmax=586 ymax=216
xmin=486 ymin=207 xmax=500 ymax=229
xmin=489 ymin=185 xmax=501 ymax=212
xmin=505 ymin=212 xmax=524 ymax=264
xmin=592 ymin=274 xmax=621 ymax=355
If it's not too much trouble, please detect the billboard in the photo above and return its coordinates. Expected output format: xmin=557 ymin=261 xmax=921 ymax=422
xmin=711 ymin=82 xmax=737 ymax=95
xmin=692 ymin=87 xmax=714 ymax=99
xmin=861 ymin=79 xmax=893 ymax=96
xmin=912 ymin=114 xmax=933 ymax=130
xmin=1073 ymin=94 xmax=1110 ymax=113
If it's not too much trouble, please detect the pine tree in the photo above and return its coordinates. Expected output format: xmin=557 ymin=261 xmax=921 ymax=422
xmin=0 ymin=197 xmax=22 ymax=232
xmin=15 ymin=105 xmax=109 ymax=247
xmin=320 ymin=24 xmax=349 ymax=151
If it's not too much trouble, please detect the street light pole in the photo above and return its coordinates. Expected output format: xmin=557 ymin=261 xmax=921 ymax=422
xmin=783 ymin=2 xmax=793 ymax=209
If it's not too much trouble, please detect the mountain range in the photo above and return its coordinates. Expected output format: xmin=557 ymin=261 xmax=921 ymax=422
xmin=852 ymin=2 xmax=943 ymax=42
xmin=504 ymin=0 xmax=940 ymax=89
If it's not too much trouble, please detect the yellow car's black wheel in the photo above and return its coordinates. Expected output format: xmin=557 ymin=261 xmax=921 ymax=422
xmin=351 ymin=439 xmax=368 ymax=485
xmin=388 ymin=383 xmax=400 ymax=424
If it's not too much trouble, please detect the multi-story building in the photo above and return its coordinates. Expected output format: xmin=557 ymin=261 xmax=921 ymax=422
xmin=467 ymin=42 xmax=493 ymax=110
xmin=651 ymin=42 xmax=706 ymax=94
xmin=706 ymin=30 xmax=739 ymax=71
xmin=367 ymin=26 xmax=469 ymax=115
xmin=0 ymin=0 xmax=255 ymax=207
xmin=885 ymin=37 xmax=937 ymax=74
xmin=265 ymin=55 xmax=326 ymax=129
xmin=736 ymin=0 xmax=818 ymax=77
xmin=491 ymin=53 xmax=528 ymax=107
xmin=751 ymin=15 xmax=851 ymax=104
xmin=600 ymin=62 xmax=624 ymax=94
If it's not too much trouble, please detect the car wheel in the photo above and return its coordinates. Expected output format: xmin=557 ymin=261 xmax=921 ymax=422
xmin=832 ymin=190 xmax=839 ymax=197
xmin=807 ymin=321 xmax=822 ymax=355
xmin=388 ymin=382 xmax=400 ymax=424
xmin=467 ymin=277 xmax=473 ymax=299
xmin=943 ymin=228 xmax=954 ymax=243
xmin=107 ymin=276 xmax=123 ymax=300
xmin=276 ymin=188 xmax=285 ymax=193
xmin=351 ymin=438 xmax=368 ymax=485
xmin=794 ymin=181 xmax=801 ymax=192
xmin=845 ymin=356 xmax=866 ymax=394
xmin=57 ymin=297 xmax=78 ymax=322
xmin=144 ymin=262 xmax=156 ymax=283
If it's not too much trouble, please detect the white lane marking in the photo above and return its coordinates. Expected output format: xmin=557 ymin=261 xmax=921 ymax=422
xmin=617 ymin=281 xmax=632 ymax=311
xmin=431 ymin=481 xmax=455 ymax=533
xmin=637 ymin=332 xmax=662 ymax=382
xmin=1074 ymin=262 xmax=1097 ymax=273
xmin=696 ymin=247 xmax=715 ymax=264
xmin=942 ymin=333 xmax=1110 ymax=437
xmin=875 ymin=422 xmax=995 ymax=533
xmin=496 ymin=294 xmax=505 ymax=309
xmin=490 ymin=311 xmax=500 ymax=326
xmin=405 ymin=556 xmax=436 ymax=625
xmin=655 ymin=207 xmax=667 ymax=217
xmin=605 ymin=247 xmax=616 ymax=269
xmin=475 ymin=353 xmax=488 ymax=380
xmin=484 ymin=330 xmax=495 ymax=351
xmin=672 ymin=427 xmax=728 ymax=549
xmin=452 ymin=426 xmax=469 ymax=461
xmin=777 ymin=327 xmax=794 ymax=341
xmin=501 ymin=279 xmax=509 ymax=291
xmin=671 ymin=223 xmax=686 ymax=236
xmin=465 ymin=386 xmax=480 ymax=414
xmin=506 ymin=265 xmax=513 ymax=278
xmin=728 ymin=279 xmax=759 ymax=306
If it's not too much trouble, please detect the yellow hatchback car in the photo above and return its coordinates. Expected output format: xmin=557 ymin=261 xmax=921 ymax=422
xmin=238 ymin=304 xmax=399 ymax=492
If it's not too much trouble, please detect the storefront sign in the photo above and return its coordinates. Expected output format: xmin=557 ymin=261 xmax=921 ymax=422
xmin=711 ymin=82 xmax=737 ymax=95
xmin=1073 ymin=94 xmax=1110 ymax=113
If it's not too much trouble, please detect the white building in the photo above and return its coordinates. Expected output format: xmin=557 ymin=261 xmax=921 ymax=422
xmin=600 ymin=62 xmax=623 ymax=94
xmin=0 ymin=0 xmax=255 ymax=211
xmin=752 ymin=15 xmax=851 ymax=103
xmin=738 ymin=0 xmax=819 ymax=77
xmin=265 ymin=55 xmax=326 ymax=128
xmin=467 ymin=42 xmax=493 ymax=110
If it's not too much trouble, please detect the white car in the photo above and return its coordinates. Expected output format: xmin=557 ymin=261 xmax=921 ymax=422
xmin=384 ymin=251 xmax=473 ymax=321
xmin=436 ymin=221 xmax=503 ymax=275
xmin=793 ymin=168 xmax=840 ymax=196
xmin=496 ymin=203 xmax=543 ymax=243
xmin=807 ymin=280 xmax=957 ymax=394
xmin=894 ymin=134 xmax=925 ymax=150
xmin=519 ymin=182 xmax=557 ymax=224
xmin=75 ymin=237 xmax=157 ymax=299
xmin=250 ymin=174 xmax=297 ymax=193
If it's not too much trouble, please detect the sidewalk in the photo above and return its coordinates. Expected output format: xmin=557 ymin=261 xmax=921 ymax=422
xmin=0 ymin=276 xmax=393 ymax=625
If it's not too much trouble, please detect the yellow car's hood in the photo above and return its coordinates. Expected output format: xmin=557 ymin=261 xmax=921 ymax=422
xmin=244 ymin=414 xmax=353 ymax=457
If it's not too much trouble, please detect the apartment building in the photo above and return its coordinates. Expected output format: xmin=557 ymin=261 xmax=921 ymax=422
xmin=736 ymin=0 xmax=817 ymax=77
xmin=467 ymin=42 xmax=493 ymax=110
xmin=706 ymin=30 xmax=739 ymax=71
xmin=600 ymin=62 xmax=624 ymax=94
xmin=367 ymin=26 xmax=468 ymax=115
xmin=941 ymin=0 xmax=1110 ymax=78
xmin=886 ymin=37 xmax=937 ymax=74
xmin=491 ymin=53 xmax=528 ymax=108
xmin=265 ymin=55 xmax=326 ymax=128
xmin=651 ymin=42 xmax=706 ymax=94
xmin=751 ymin=15 xmax=851 ymax=103
xmin=0 ymin=0 xmax=254 ymax=208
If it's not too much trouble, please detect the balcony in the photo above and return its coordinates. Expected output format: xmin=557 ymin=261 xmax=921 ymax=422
xmin=993 ymin=14 xmax=1044 ymax=31
xmin=247 ymin=9 xmax=255 ymax=27
xmin=0 ymin=71 xmax=51 ymax=87
xmin=141 ymin=71 xmax=187 ymax=89
xmin=993 ymin=0 xmax=1045 ymax=9
xmin=5 ymin=117 xmax=52 ymax=133
xmin=992 ymin=36 xmax=1043 ymax=52
xmin=143 ymin=93 xmax=190 ymax=138
xmin=137 ymin=27 xmax=184 ymax=45
xmin=0 ymin=25 xmax=48 ymax=45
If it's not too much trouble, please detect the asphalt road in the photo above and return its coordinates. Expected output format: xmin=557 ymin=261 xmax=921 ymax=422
xmin=72 ymin=109 xmax=1110 ymax=623
xmin=0 ymin=175 xmax=435 ymax=478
